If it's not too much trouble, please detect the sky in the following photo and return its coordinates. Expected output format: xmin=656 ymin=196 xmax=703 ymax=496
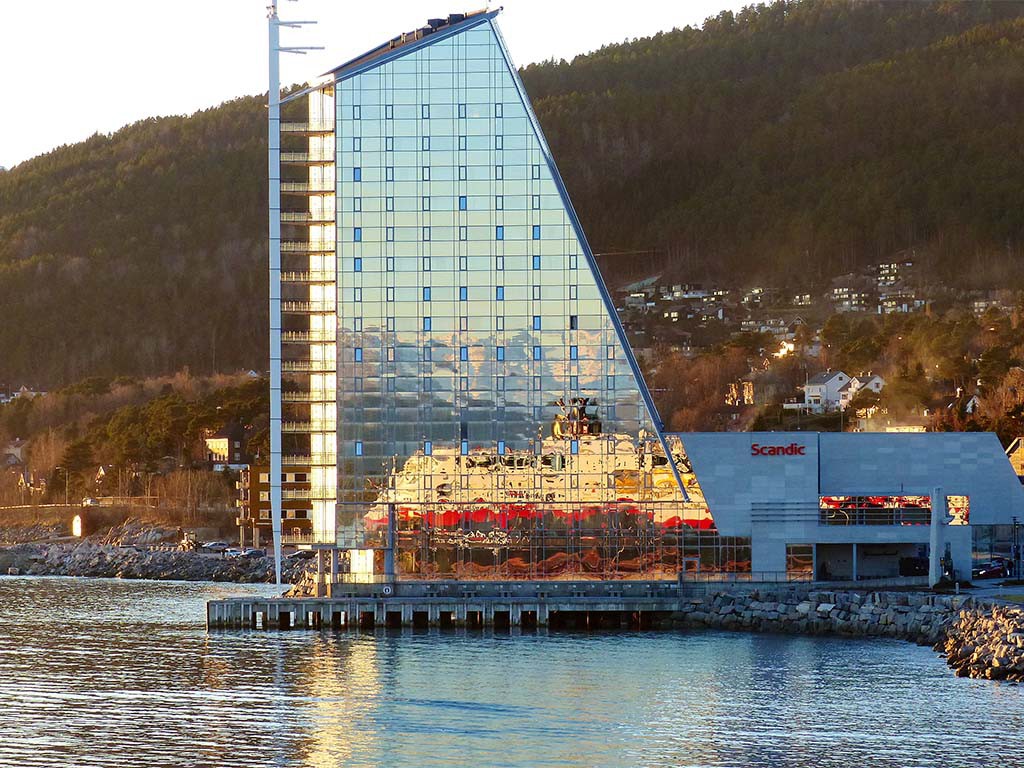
xmin=0 ymin=0 xmax=750 ymax=169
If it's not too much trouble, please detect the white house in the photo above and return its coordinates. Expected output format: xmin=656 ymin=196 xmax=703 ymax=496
xmin=802 ymin=370 xmax=851 ymax=412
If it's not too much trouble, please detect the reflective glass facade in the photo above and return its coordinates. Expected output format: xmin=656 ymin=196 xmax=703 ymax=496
xmin=309 ymin=14 xmax=734 ymax=580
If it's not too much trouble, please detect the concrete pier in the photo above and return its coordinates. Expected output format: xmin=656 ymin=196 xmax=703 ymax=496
xmin=207 ymin=580 xmax=681 ymax=630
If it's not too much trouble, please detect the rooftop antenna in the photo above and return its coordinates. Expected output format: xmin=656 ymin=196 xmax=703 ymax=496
xmin=268 ymin=0 xmax=322 ymax=590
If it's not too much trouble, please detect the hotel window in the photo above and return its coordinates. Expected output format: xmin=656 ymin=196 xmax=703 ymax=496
xmin=423 ymin=287 xmax=431 ymax=301
xmin=422 ymin=104 xmax=430 ymax=119
xmin=570 ymin=375 xmax=579 ymax=390
xmin=607 ymin=345 xmax=615 ymax=359
xmin=423 ymin=345 xmax=432 ymax=361
xmin=424 ymin=441 xmax=432 ymax=455
xmin=532 ymin=346 xmax=541 ymax=361
xmin=386 ymin=378 xmax=396 ymax=391
xmin=570 ymin=255 xmax=578 ymax=269
xmin=422 ymin=166 xmax=430 ymax=181
xmin=533 ymin=286 xmax=541 ymax=300
xmin=532 ymin=194 xmax=540 ymax=209
xmin=353 ymin=105 xmax=361 ymax=119
xmin=460 ymin=286 xmax=468 ymax=301
xmin=422 ymin=196 xmax=430 ymax=211
xmin=386 ymin=196 xmax=394 ymax=211
xmin=571 ymin=440 xmax=579 ymax=456
xmin=532 ymin=376 xmax=542 ymax=390
xmin=532 ymin=225 xmax=541 ymax=240
xmin=495 ymin=135 xmax=503 ymax=150
xmin=460 ymin=316 xmax=468 ymax=331
xmin=354 ymin=347 xmax=363 ymax=362
xmin=385 ymin=136 xmax=394 ymax=151
xmin=353 ymin=196 xmax=362 ymax=212
xmin=353 ymin=287 xmax=362 ymax=302
xmin=533 ymin=255 xmax=541 ymax=270
xmin=495 ymin=102 xmax=503 ymax=118
xmin=423 ymin=317 xmax=432 ymax=331
xmin=422 ymin=136 xmax=430 ymax=151
xmin=569 ymin=315 xmax=578 ymax=330
xmin=461 ymin=440 xmax=469 ymax=455
xmin=386 ymin=227 xmax=394 ymax=242
xmin=423 ymin=378 xmax=432 ymax=392
xmin=459 ymin=135 xmax=467 ymax=150
xmin=496 ymin=226 xmax=504 ymax=240
xmin=496 ymin=376 xmax=505 ymax=390
xmin=533 ymin=316 xmax=541 ymax=331
xmin=387 ymin=346 xmax=395 ymax=361
xmin=532 ymin=163 xmax=540 ymax=179
xmin=458 ymin=103 xmax=467 ymax=118
xmin=459 ymin=255 xmax=468 ymax=270
xmin=460 ymin=376 xmax=469 ymax=391
xmin=387 ymin=317 xmax=395 ymax=332
xmin=569 ymin=345 xmax=578 ymax=360
xmin=498 ymin=440 xmax=506 ymax=455
xmin=386 ymin=256 xmax=394 ymax=271
xmin=495 ymin=286 xmax=504 ymax=301
xmin=422 ymin=256 xmax=431 ymax=271
xmin=353 ymin=167 xmax=362 ymax=181
xmin=386 ymin=166 xmax=394 ymax=181
xmin=355 ymin=441 xmax=363 ymax=456
xmin=422 ymin=227 xmax=431 ymax=241
xmin=354 ymin=257 xmax=362 ymax=272
xmin=496 ymin=346 xmax=505 ymax=361
xmin=606 ymin=375 xmax=616 ymax=390
xmin=353 ymin=227 xmax=362 ymax=242
xmin=385 ymin=104 xmax=393 ymax=119
xmin=569 ymin=285 xmax=578 ymax=300
xmin=353 ymin=137 xmax=361 ymax=152
xmin=459 ymin=226 xmax=468 ymax=241
xmin=387 ymin=287 xmax=395 ymax=302
xmin=459 ymin=195 xmax=467 ymax=211
xmin=495 ymin=195 xmax=504 ymax=210
xmin=496 ymin=256 xmax=504 ymax=271
xmin=460 ymin=346 xmax=468 ymax=361
xmin=459 ymin=165 xmax=467 ymax=180
xmin=495 ymin=165 xmax=503 ymax=180
xmin=495 ymin=316 xmax=504 ymax=331
xmin=353 ymin=318 xmax=363 ymax=331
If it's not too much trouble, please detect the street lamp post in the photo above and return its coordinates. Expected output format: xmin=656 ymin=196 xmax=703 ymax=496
xmin=55 ymin=465 xmax=69 ymax=506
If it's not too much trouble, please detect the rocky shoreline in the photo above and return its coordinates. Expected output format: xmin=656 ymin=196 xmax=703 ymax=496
xmin=0 ymin=540 xmax=312 ymax=584
xmin=938 ymin=603 xmax=1024 ymax=681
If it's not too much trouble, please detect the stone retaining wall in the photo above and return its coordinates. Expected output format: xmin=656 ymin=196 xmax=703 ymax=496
xmin=672 ymin=589 xmax=971 ymax=646
xmin=939 ymin=603 xmax=1024 ymax=681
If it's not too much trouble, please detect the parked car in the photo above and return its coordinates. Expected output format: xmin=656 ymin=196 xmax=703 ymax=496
xmin=241 ymin=548 xmax=267 ymax=559
xmin=202 ymin=541 xmax=228 ymax=553
xmin=224 ymin=548 xmax=244 ymax=558
xmin=287 ymin=549 xmax=316 ymax=561
xmin=972 ymin=558 xmax=1012 ymax=580
xmin=81 ymin=497 xmax=100 ymax=507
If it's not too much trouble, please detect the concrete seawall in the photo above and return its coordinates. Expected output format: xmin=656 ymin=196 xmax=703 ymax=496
xmin=672 ymin=589 xmax=970 ymax=646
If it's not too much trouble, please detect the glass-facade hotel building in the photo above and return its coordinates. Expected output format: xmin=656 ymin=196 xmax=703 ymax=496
xmin=276 ymin=9 xmax=1024 ymax=587
xmin=276 ymin=9 xmax=742 ymax=582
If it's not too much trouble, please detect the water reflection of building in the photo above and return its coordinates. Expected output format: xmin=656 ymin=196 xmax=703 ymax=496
xmin=273 ymin=10 xmax=1024 ymax=588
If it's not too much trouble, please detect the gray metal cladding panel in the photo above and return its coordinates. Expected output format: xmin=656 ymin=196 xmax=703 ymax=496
xmin=818 ymin=432 xmax=1024 ymax=524
xmin=670 ymin=433 xmax=820 ymax=537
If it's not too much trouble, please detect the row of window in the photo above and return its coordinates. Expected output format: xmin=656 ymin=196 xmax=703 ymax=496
xmin=344 ymin=255 xmax=569 ymax=273
xmin=350 ymin=194 xmax=544 ymax=211
xmin=351 ymin=344 xmax=615 ymax=362
xmin=353 ymin=224 xmax=542 ymax=242
xmin=353 ymin=103 xmax=509 ymax=121
xmin=354 ymin=438 xmax=584 ymax=458
xmin=353 ymin=164 xmax=541 ymax=182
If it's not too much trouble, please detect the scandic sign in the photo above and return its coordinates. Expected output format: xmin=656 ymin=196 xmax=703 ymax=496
xmin=751 ymin=442 xmax=807 ymax=456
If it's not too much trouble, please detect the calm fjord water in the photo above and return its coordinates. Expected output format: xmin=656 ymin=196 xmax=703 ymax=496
xmin=0 ymin=577 xmax=1022 ymax=768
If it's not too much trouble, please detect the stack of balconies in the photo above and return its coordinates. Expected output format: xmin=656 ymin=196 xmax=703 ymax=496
xmin=278 ymin=85 xmax=338 ymax=542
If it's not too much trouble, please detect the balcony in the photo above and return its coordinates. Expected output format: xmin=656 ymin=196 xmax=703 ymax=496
xmin=281 ymin=151 xmax=335 ymax=165
xmin=282 ymin=390 xmax=336 ymax=403
xmin=280 ymin=211 xmax=335 ymax=224
xmin=281 ymin=240 xmax=334 ymax=254
xmin=281 ymin=271 xmax=336 ymax=284
xmin=280 ymin=121 xmax=333 ymax=134
xmin=281 ymin=359 xmax=336 ymax=373
xmin=283 ymin=487 xmax=337 ymax=501
xmin=282 ymin=300 xmax=335 ymax=314
xmin=283 ymin=453 xmax=336 ymax=466
xmin=280 ymin=181 xmax=334 ymax=195
xmin=281 ymin=330 xmax=336 ymax=343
